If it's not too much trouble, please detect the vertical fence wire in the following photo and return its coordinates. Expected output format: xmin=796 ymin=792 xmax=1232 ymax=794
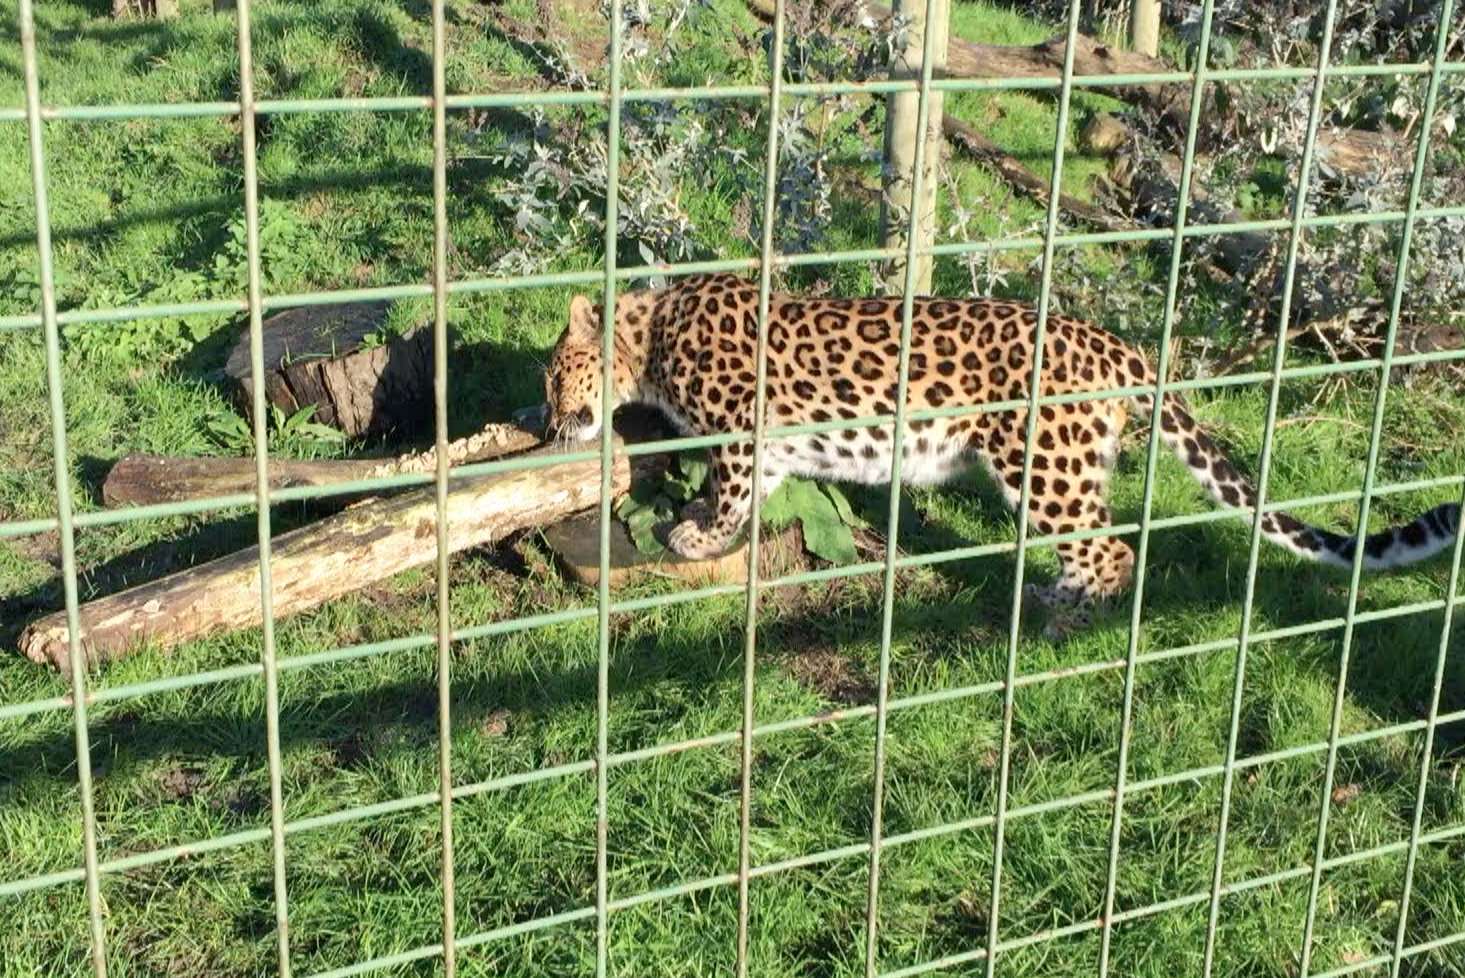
xmin=734 ymin=1 xmax=788 ymax=974
xmin=595 ymin=2 xmax=625 ymax=974
xmin=16 ymin=1 xmax=109 ymax=973
xmin=1199 ymin=4 xmax=1341 ymax=973
xmin=234 ymin=1 xmax=295 ymax=973
xmin=221 ymin=1 xmax=302 ymax=974
xmin=1096 ymin=1 xmax=1217 ymax=972
xmin=1390 ymin=517 xmax=1465 ymax=974
xmin=983 ymin=1 xmax=1084 ymax=974
xmin=429 ymin=0 xmax=459 ymax=971
xmin=862 ymin=0 xmax=943 ymax=972
xmin=1296 ymin=2 xmax=1459 ymax=973
xmin=1390 ymin=5 xmax=1465 ymax=974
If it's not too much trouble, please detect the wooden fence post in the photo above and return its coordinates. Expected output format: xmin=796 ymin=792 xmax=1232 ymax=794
xmin=880 ymin=0 xmax=949 ymax=296
xmin=1129 ymin=0 xmax=1160 ymax=57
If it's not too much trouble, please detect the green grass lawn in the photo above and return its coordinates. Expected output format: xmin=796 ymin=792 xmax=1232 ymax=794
xmin=2 ymin=2 xmax=1464 ymax=976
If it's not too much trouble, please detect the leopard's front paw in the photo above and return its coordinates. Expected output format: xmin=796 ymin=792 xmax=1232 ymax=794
xmin=666 ymin=520 xmax=724 ymax=560
xmin=665 ymin=500 xmax=726 ymax=560
xmin=1040 ymin=608 xmax=1091 ymax=642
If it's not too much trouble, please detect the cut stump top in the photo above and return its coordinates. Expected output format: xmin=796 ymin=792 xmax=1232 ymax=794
xmin=224 ymin=301 xmax=433 ymax=440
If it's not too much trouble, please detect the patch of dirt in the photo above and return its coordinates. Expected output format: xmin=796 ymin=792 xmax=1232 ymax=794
xmin=214 ymin=781 xmax=266 ymax=818
xmin=781 ymin=640 xmax=876 ymax=706
xmin=329 ymin=731 xmax=373 ymax=769
xmin=483 ymin=0 xmax=605 ymax=89
xmin=6 ymin=530 xmax=60 ymax=569
xmin=157 ymin=765 xmax=206 ymax=802
xmin=545 ymin=0 xmax=607 ymax=72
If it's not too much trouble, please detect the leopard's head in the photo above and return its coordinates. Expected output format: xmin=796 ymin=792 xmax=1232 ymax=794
xmin=545 ymin=293 xmax=636 ymax=443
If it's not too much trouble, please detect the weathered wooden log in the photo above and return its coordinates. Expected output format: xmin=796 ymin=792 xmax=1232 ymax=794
xmin=101 ymin=421 xmax=544 ymax=508
xmin=745 ymin=0 xmax=1403 ymax=176
xmin=19 ymin=442 xmax=630 ymax=669
xmin=225 ymin=301 xmax=433 ymax=440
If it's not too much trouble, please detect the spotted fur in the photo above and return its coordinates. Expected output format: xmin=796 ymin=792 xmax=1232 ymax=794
xmin=545 ymin=273 xmax=1460 ymax=634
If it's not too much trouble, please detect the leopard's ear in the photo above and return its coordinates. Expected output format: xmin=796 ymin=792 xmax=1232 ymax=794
xmin=567 ymin=294 xmax=599 ymax=343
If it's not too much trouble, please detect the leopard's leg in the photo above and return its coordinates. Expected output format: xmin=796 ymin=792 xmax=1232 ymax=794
xmin=666 ymin=448 xmax=784 ymax=560
xmin=981 ymin=403 xmax=1132 ymax=638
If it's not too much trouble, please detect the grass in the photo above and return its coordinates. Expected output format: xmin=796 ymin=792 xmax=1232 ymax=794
xmin=2 ymin=1 xmax=1464 ymax=976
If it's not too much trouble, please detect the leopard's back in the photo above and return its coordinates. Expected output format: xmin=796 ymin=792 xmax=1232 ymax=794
xmin=640 ymin=274 xmax=1148 ymax=490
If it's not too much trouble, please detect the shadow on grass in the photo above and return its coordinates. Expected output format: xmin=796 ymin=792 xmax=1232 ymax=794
xmin=2 ymin=496 xmax=1461 ymax=785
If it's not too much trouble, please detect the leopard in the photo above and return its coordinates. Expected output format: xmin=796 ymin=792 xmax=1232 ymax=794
xmin=544 ymin=272 xmax=1460 ymax=635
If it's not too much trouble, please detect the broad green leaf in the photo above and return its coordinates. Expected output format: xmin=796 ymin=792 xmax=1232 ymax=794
xmin=758 ymin=480 xmax=798 ymax=529
xmin=790 ymin=480 xmax=858 ymax=564
xmin=822 ymin=483 xmax=864 ymax=528
xmin=676 ymin=453 xmax=709 ymax=492
xmin=667 ymin=452 xmax=709 ymax=502
xmin=626 ymin=511 xmax=668 ymax=556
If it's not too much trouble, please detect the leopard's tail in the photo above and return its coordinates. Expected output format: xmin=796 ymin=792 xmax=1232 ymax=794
xmin=1137 ymin=392 xmax=1460 ymax=571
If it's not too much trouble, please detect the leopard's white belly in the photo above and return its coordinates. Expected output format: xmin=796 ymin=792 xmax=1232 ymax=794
xmin=766 ymin=427 xmax=973 ymax=487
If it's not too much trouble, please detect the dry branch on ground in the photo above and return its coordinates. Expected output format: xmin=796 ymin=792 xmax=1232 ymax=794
xmin=101 ymin=421 xmax=545 ymax=508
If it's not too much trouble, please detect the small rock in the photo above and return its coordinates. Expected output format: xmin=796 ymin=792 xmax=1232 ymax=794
xmin=542 ymin=510 xmax=749 ymax=589
xmin=1080 ymin=113 xmax=1130 ymax=156
xmin=482 ymin=708 xmax=511 ymax=738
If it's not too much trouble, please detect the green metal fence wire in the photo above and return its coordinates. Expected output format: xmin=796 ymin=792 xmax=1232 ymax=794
xmin=233 ymin=1 xmax=294 ymax=973
xmin=1300 ymin=2 xmax=1459 ymax=974
xmin=1203 ymin=5 xmax=1344 ymax=974
xmin=15 ymin=2 xmax=106 ymax=975
xmin=6 ymin=0 xmax=1465 ymax=975
xmin=430 ymin=0 xmax=460 ymax=972
xmin=735 ymin=1 xmax=788 ymax=974
xmin=1098 ymin=0 xmax=1218 ymax=973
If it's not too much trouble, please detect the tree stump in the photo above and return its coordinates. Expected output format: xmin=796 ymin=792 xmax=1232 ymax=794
xmin=224 ymin=302 xmax=433 ymax=440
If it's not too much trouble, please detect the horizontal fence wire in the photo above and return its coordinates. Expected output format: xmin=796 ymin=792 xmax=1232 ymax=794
xmin=2 ymin=468 xmax=1460 ymax=725
xmin=5 ymin=204 xmax=1465 ymax=332
xmin=6 ymin=0 xmax=1464 ymax=976
xmin=2 ymin=58 xmax=1464 ymax=124
xmin=6 ymin=361 xmax=1465 ymax=544
xmin=6 ymin=694 xmax=1465 ymax=899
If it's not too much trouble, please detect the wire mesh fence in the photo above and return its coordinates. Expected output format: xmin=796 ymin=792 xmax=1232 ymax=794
xmin=4 ymin=0 xmax=1465 ymax=976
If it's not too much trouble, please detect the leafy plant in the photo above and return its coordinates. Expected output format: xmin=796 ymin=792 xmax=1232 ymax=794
xmin=615 ymin=450 xmax=863 ymax=564
xmin=205 ymin=402 xmax=347 ymax=458
xmin=60 ymin=199 xmax=315 ymax=362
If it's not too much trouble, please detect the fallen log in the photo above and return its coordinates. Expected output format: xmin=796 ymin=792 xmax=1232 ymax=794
xmin=20 ymin=441 xmax=630 ymax=669
xmin=102 ymin=420 xmax=544 ymax=508
xmin=744 ymin=0 xmax=1402 ymax=176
